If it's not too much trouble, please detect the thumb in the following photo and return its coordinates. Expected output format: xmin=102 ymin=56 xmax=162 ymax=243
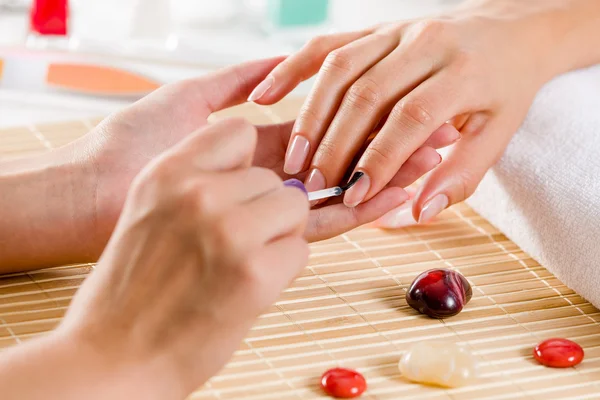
xmin=181 ymin=56 xmax=287 ymax=117
xmin=174 ymin=118 xmax=257 ymax=171
xmin=412 ymin=117 xmax=514 ymax=223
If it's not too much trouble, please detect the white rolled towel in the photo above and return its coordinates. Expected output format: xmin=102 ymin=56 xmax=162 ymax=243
xmin=468 ymin=65 xmax=600 ymax=308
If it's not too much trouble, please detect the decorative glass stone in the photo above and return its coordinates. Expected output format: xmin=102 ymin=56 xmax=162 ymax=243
xmin=406 ymin=269 xmax=472 ymax=318
xmin=533 ymin=338 xmax=584 ymax=368
xmin=320 ymin=367 xmax=367 ymax=398
xmin=399 ymin=342 xmax=478 ymax=388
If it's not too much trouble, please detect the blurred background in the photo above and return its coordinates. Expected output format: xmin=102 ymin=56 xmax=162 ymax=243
xmin=0 ymin=0 xmax=460 ymax=128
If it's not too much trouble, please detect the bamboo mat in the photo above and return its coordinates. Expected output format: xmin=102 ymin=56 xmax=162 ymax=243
xmin=1 ymin=98 xmax=600 ymax=400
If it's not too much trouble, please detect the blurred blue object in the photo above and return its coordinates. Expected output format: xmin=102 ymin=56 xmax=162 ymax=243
xmin=267 ymin=0 xmax=328 ymax=27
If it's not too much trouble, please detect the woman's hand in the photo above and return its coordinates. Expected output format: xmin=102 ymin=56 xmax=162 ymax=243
xmin=253 ymin=120 xmax=457 ymax=240
xmin=54 ymin=118 xmax=310 ymax=399
xmin=250 ymin=0 xmax=600 ymax=223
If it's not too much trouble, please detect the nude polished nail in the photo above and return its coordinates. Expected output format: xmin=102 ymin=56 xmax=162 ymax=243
xmin=418 ymin=194 xmax=449 ymax=224
xmin=375 ymin=201 xmax=417 ymax=229
xmin=343 ymin=172 xmax=370 ymax=208
xmin=284 ymin=136 xmax=310 ymax=175
xmin=304 ymin=168 xmax=326 ymax=206
xmin=247 ymin=76 xmax=274 ymax=102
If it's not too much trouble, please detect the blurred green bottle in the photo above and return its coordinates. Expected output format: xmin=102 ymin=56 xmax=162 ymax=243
xmin=267 ymin=0 xmax=329 ymax=28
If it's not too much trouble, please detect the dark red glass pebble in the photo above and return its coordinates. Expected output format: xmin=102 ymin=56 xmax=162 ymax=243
xmin=321 ymin=368 xmax=366 ymax=398
xmin=406 ymin=269 xmax=472 ymax=318
xmin=533 ymin=338 xmax=584 ymax=368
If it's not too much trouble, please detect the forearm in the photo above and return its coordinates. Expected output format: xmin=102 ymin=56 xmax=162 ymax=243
xmin=0 ymin=331 xmax=180 ymax=400
xmin=460 ymin=0 xmax=600 ymax=80
xmin=0 ymin=149 xmax=99 ymax=272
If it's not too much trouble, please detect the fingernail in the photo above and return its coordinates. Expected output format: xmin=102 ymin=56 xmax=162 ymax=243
xmin=305 ymin=168 xmax=326 ymax=192
xmin=450 ymin=132 xmax=462 ymax=144
xmin=437 ymin=152 xmax=443 ymax=165
xmin=248 ymin=76 xmax=274 ymax=102
xmin=343 ymin=172 xmax=371 ymax=208
xmin=375 ymin=201 xmax=417 ymax=229
xmin=283 ymin=179 xmax=307 ymax=195
xmin=283 ymin=136 xmax=310 ymax=175
xmin=305 ymin=168 xmax=327 ymax=206
xmin=418 ymin=194 xmax=449 ymax=224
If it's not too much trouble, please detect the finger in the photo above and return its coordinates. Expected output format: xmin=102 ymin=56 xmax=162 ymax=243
xmin=449 ymin=113 xmax=470 ymax=131
xmin=422 ymin=123 xmax=461 ymax=149
xmin=233 ymin=186 xmax=309 ymax=247
xmin=283 ymin=33 xmax=399 ymax=175
xmin=308 ymin=43 xmax=443 ymax=197
xmin=412 ymin=116 xmax=512 ymax=223
xmin=175 ymin=118 xmax=257 ymax=171
xmin=386 ymin=146 xmax=441 ymax=189
xmin=249 ymin=30 xmax=372 ymax=105
xmin=345 ymin=71 xmax=472 ymax=207
xmin=253 ymin=121 xmax=295 ymax=177
xmin=306 ymin=187 xmax=408 ymax=242
xmin=185 ymin=56 xmax=287 ymax=115
xmin=251 ymin=236 xmax=310 ymax=296
xmin=132 ymin=57 xmax=287 ymax=135
xmin=372 ymin=200 xmax=418 ymax=229
xmin=196 ymin=168 xmax=285 ymax=214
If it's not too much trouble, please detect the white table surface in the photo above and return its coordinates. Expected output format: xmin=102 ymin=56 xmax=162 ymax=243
xmin=0 ymin=1 xmax=456 ymax=129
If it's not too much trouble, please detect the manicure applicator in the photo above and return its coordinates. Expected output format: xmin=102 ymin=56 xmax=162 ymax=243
xmin=283 ymin=172 xmax=364 ymax=202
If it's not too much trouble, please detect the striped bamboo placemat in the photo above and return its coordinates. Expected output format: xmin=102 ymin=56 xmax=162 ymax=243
xmin=1 ymin=98 xmax=599 ymax=399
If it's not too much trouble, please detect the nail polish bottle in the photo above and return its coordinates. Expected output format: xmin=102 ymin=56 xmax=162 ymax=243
xmin=30 ymin=0 xmax=69 ymax=36
xmin=27 ymin=0 xmax=71 ymax=50
xmin=264 ymin=0 xmax=330 ymax=46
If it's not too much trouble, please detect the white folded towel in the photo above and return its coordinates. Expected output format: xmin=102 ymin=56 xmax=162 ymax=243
xmin=467 ymin=65 xmax=600 ymax=308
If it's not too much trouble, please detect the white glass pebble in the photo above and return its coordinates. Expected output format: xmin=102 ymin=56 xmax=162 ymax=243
xmin=399 ymin=342 xmax=478 ymax=388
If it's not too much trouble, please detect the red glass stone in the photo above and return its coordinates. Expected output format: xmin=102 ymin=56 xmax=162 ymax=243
xmin=30 ymin=0 xmax=69 ymax=36
xmin=406 ymin=269 xmax=472 ymax=318
xmin=533 ymin=338 xmax=584 ymax=368
xmin=320 ymin=368 xmax=366 ymax=398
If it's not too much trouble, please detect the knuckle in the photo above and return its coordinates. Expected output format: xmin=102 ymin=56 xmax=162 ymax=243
xmin=363 ymin=143 xmax=396 ymax=165
xmin=194 ymin=184 xmax=215 ymax=215
xmin=458 ymin=169 xmax=481 ymax=199
xmin=212 ymin=214 xmax=238 ymax=249
xmin=345 ymin=79 xmax=382 ymax=112
xmin=142 ymin=157 xmax=179 ymax=191
xmin=322 ymin=49 xmax=354 ymax=75
xmin=392 ymin=97 xmax=434 ymax=129
xmin=297 ymin=104 xmax=324 ymax=128
xmin=313 ymin=138 xmax=337 ymax=164
xmin=218 ymin=117 xmax=257 ymax=139
xmin=414 ymin=19 xmax=447 ymax=39
xmin=236 ymin=255 xmax=264 ymax=289
xmin=305 ymin=35 xmax=330 ymax=53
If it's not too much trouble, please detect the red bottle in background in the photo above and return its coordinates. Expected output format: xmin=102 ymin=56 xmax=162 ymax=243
xmin=30 ymin=0 xmax=69 ymax=36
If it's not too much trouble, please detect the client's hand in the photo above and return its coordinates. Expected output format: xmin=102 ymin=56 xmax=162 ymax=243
xmin=59 ymin=118 xmax=310 ymax=399
xmin=248 ymin=0 xmax=594 ymax=223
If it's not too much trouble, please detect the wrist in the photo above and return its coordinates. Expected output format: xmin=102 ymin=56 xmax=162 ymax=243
xmin=0 ymin=328 xmax=184 ymax=400
xmin=458 ymin=0 xmax=600 ymax=83
xmin=0 ymin=147 xmax=101 ymax=270
xmin=56 ymin=328 xmax=185 ymax=400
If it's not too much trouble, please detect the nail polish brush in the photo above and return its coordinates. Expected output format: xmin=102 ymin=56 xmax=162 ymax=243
xmin=284 ymin=172 xmax=364 ymax=202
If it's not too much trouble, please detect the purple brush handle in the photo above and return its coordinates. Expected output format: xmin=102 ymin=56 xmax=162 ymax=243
xmin=283 ymin=179 xmax=307 ymax=195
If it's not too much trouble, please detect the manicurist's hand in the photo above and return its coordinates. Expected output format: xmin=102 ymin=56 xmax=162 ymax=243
xmin=0 ymin=118 xmax=310 ymax=400
xmin=250 ymin=0 xmax=600 ymax=223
